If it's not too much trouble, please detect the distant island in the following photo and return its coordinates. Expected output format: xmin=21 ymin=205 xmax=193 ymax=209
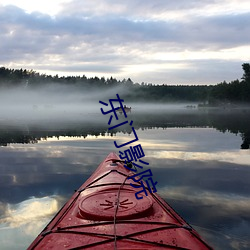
xmin=0 ymin=63 xmax=249 ymax=105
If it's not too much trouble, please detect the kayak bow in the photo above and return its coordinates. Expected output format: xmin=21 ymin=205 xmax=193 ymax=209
xmin=28 ymin=152 xmax=213 ymax=249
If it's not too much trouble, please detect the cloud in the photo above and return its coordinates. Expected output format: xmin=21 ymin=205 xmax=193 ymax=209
xmin=3 ymin=5 xmax=248 ymax=48
xmin=0 ymin=1 xmax=250 ymax=84
xmin=158 ymin=186 xmax=250 ymax=216
xmin=0 ymin=196 xmax=59 ymax=228
xmin=0 ymin=196 xmax=61 ymax=249
xmin=58 ymin=0 xmax=244 ymax=19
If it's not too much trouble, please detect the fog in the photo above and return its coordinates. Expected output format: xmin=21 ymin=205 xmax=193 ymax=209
xmin=0 ymin=85 xmax=123 ymax=123
xmin=0 ymin=85 xmax=195 ymax=125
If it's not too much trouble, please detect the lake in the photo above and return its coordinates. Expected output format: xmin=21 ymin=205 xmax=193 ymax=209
xmin=0 ymin=104 xmax=250 ymax=249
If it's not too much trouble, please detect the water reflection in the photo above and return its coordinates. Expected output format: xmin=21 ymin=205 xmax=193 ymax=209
xmin=0 ymin=108 xmax=250 ymax=149
xmin=0 ymin=109 xmax=250 ymax=249
xmin=0 ymin=196 xmax=59 ymax=228
xmin=0 ymin=196 xmax=62 ymax=250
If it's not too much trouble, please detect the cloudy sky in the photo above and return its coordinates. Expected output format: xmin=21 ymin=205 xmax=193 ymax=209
xmin=0 ymin=0 xmax=250 ymax=85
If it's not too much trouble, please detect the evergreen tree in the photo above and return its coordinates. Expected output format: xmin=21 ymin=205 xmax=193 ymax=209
xmin=242 ymin=63 xmax=250 ymax=83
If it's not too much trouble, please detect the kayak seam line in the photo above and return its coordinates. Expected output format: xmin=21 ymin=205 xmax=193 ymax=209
xmin=54 ymin=225 xmax=189 ymax=236
xmin=55 ymin=225 xmax=191 ymax=250
xmin=78 ymin=170 xmax=131 ymax=191
xmin=56 ymin=221 xmax=182 ymax=230
xmin=80 ymin=182 xmax=135 ymax=190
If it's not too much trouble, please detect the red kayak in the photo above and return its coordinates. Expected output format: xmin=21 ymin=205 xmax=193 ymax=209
xmin=28 ymin=152 xmax=213 ymax=249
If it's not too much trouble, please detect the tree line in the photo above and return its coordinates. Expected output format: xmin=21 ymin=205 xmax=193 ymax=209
xmin=0 ymin=63 xmax=249 ymax=104
xmin=208 ymin=63 xmax=250 ymax=105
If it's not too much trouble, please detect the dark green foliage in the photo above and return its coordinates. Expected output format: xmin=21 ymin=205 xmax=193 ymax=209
xmin=0 ymin=63 xmax=250 ymax=104
xmin=242 ymin=63 xmax=250 ymax=82
xmin=209 ymin=63 xmax=250 ymax=104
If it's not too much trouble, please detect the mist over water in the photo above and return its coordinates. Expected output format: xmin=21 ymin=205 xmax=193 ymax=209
xmin=0 ymin=85 xmax=100 ymax=121
xmin=0 ymin=84 xmax=197 ymax=124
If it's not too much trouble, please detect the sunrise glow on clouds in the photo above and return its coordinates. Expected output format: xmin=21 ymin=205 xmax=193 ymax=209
xmin=0 ymin=0 xmax=250 ymax=84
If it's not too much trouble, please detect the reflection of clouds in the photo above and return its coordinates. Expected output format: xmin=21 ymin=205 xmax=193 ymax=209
xmin=151 ymin=150 xmax=250 ymax=166
xmin=194 ymin=223 xmax=250 ymax=250
xmin=43 ymin=134 xmax=115 ymax=142
xmin=130 ymin=128 xmax=249 ymax=166
xmin=3 ymin=138 xmax=115 ymax=178
xmin=0 ymin=202 xmax=7 ymax=218
xmin=0 ymin=138 xmax=116 ymax=205
xmin=158 ymin=186 xmax=250 ymax=249
xmin=159 ymin=186 xmax=250 ymax=216
xmin=0 ymin=196 xmax=59 ymax=230
xmin=0 ymin=196 xmax=61 ymax=250
xmin=140 ymin=141 xmax=186 ymax=150
xmin=135 ymin=127 xmax=243 ymax=152
xmin=11 ymin=175 xmax=17 ymax=184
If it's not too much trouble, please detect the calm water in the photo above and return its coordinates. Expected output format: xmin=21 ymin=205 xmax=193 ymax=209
xmin=0 ymin=105 xmax=250 ymax=249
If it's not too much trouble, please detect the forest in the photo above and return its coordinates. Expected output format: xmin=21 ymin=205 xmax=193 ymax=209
xmin=0 ymin=63 xmax=249 ymax=104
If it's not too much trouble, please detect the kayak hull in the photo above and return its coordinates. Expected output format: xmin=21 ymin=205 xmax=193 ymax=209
xmin=28 ymin=152 xmax=213 ymax=249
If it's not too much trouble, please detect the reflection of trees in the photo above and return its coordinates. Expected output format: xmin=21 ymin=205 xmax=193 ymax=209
xmin=0 ymin=123 xmax=110 ymax=146
xmin=0 ymin=132 xmax=38 ymax=146
xmin=241 ymin=134 xmax=250 ymax=149
xmin=0 ymin=109 xmax=250 ymax=149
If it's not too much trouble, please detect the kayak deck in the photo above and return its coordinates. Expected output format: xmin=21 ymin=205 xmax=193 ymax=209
xmin=28 ymin=152 xmax=213 ymax=249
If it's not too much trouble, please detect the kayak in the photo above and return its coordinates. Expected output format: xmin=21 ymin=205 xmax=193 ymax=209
xmin=28 ymin=152 xmax=213 ymax=249
xmin=117 ymin=106 xmax=132 ymax=113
